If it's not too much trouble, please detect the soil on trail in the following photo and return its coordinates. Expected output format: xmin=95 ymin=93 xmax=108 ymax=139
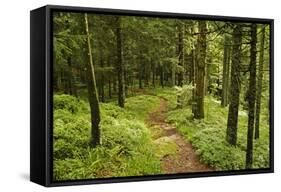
xmin=147 ymin=98 xmax=213 ymax=174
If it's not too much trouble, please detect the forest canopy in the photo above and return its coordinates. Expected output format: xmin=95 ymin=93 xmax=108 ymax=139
xmin=52 ymin=11 xmax=271 ymax=181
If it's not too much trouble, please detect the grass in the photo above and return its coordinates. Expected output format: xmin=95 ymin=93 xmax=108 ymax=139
xmin=53 ymin=86 xmax=270 ymax=180
xmin=53 ymin=94 xmax=162 ymax=181
xmin=165 ymin=94 xmax=270 ymax=170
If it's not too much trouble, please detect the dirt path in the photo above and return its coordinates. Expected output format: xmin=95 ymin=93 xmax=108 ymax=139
xmin=147 ymin=98 xmax=213 ymax=174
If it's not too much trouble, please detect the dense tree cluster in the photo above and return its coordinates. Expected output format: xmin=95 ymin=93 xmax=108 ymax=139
xmin=53 ymin=12 xmax=270 ymax=168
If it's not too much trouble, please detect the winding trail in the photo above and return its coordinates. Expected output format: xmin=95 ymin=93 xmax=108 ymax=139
xmin=146 ymin=98 xmax=213 ymax=174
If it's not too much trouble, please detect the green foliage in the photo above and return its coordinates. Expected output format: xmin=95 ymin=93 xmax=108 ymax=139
xmin=125 ymin=95 xmax=160 ymax=121
xmin=53 ymin=94 xmax=162 ymax=181
xmin=51 ymin=10 xmax=271 ymax=179
xmin=147 ymin=87 xmax=177 ymax=109
xmin=174 ymin=84 xmax=194 ymax=108
xmin=192 ymin=127 xmax=245 ymax=170
xmin=167 ymin=96 xmax=270 ymax=171
xmin=54 ymin=94 xmax=89 ymax=114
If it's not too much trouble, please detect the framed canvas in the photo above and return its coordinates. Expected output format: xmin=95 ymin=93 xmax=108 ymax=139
xmin=30 ymin=5 xmax=274 ymax=187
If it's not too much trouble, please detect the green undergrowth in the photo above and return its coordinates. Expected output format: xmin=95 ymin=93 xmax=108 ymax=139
xmin=53 ymin=94 xmax=162 ymax=181
xmin=153 ymin=136 xmax=179 ymax=159
xmin=166 ymin=95 xmax=270 ymax=171
xmin=147 ymin=87 xmax=177 ymax=109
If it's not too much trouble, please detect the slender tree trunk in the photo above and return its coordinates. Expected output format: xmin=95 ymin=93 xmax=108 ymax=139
xmin=254 ymin=26 xmax=266 ymax=139
xmin=113 ymin=77 xmax=117 ymax=94
xmin=226 ymin=24 xmax=242 ymax=146
xmin=178 ymin=24 xmax=184 ymax=86
xmin=191 ymin=49 xmax=196 ymax=113
xmin=160 ymin=65 xmax=164 ymax=88
xmin=171 ymin=64 xmax=176 ymax=86
xmin=116 ymin=17 xmax=125 ymax=108
xmin=124 ymin=63 xmax=129 ymax=96
xmin=107 ymin=57 xmax=112 ymax=99
xmin=204 ymin=58 xmax=211 ymax=96
xmin=145 ymin=59 xmax=150 ymax=87
xmin=138 ymin=52 xmax=143 ymax=89
xmin=84 ymin=13 xmax=101 ymax=147
xmin=152 ymin=62 xmax=156 ymax=87
xmin=108 ymin=80 xmax=112 ymax=99
xmin=189 ymin=26 xmax=196 ymax=112
xmin=194 ymin=21 xmax=207 ymax=119
xmin=226 ymin=47 xmax=231 ymax=104
xmin=67 ymin=57 xmax=73 ymax=95
xmin=139 ymin=61 xmax=143 ymax=89
xmin=221 ymin=34 xmax=231 ymax=107
xmin=56 ymin=69 xmax=62 ymax=91
xmin=99 ymin=48 xmax=105 ymax=102
xmin=246 ymin=24 xmax=257 ymax=169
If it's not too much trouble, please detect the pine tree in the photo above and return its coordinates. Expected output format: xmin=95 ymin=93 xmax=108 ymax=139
xmin=84 ymin=13 xmax=101 ymax=147
xmin=246 ymin=23 xmax=257 ymax=168
xmin=115 ymin=16 xmax=125 ymax=107
xmin=194 ymin=21 xmax=207 ymax=119
xmin=254 ymin=25 xmax=266 ymax=139
xmin=226 ymin=24 xmax=242 ymax=145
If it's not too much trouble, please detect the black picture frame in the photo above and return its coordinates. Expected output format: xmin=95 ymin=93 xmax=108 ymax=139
xmin=30 ymin=4 xmax=274 ymax=187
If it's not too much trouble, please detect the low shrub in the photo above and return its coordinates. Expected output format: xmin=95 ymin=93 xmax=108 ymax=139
xmin=53 ymin=94 xmax=162 ymax=181
xmin=166 ymin=96 xmax=270 ymax=171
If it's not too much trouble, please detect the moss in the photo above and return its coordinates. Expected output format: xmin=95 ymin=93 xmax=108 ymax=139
xmin=154 ymin=136 xmax=179 ymax=159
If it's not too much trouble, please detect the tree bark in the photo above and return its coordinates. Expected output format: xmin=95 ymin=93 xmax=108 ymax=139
xmin=160 ymin=65 xmax=164 ymax=88
xmin=246 ymin=23 xmax=257 ymax=169
xmin=107 ymin=57 xmax=112 ymax=99
xmin=177 ymin=24 xmax=184 ymax=86
xmin=221 ymin=34 xmax=231 ymax=107
xmin=171 ymin=63 xmax=176 ymax=86
xmin=194 ymin=21 xmax=207 ymax=119
xmin=226 ymin=24 xmax=242 ymax=146
xmin=152 ymin=62 xmax=156 ymax=87
xmin=139 ymin=60 xmax=143 ymax=89
xmin=99 ymin=48 xmax=105 ymax=102
xmin=67 ymin=57 xmax=73 ymax=95
xmin=84 ymin=13 xmax=101 ymax=147
xmin=115 ymin=17 xmax=125 ymax=107
xmin=254 ymin=25 xmax=266 ymax=139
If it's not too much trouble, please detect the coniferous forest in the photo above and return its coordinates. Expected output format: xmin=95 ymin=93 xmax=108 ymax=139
xmin=53 ymin=12 xmax=271 ymax=181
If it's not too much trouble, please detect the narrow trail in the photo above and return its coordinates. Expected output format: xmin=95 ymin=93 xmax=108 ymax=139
xmin=147 ymin=98 xmax=213 ymax=174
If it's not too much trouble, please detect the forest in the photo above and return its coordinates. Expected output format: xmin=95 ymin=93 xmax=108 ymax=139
xmin=52 ymin=12 xmax=271 ymax=181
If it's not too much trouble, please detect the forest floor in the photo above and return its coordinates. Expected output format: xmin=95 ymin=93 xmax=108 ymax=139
xmin=146 ymin=97 xmax=213 ymax=173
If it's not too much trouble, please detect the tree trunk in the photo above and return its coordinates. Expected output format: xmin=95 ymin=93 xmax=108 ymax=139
xmin=178 ymin=24 xmax=184 ymax=86
xmin=116 ymin=17 xmax=125 ymax=108
xmin=99 ymin=48 xmax=105 ymax=102
xmin=205 ymin=57 xmax=211 ymax=96
xmin=246 ymin=23 xmax=257 ymax=169
xmin=171 ymin=64 xmax=176 ymax=86
xmin=108 ymin=80 xmax=112 ymax=99
xmin=160 ymin=65 xmax=164 ymax=88
xmin=84 ymin=13 xmax=101 ymax=147
xmin=107 ymin=57 xmax=112 ymax=99
xmin=139 ymin=60 xmax=143 ymax=89
xmin=226 ymin=45 xmax=231 ymax=104
xmin=194 ymin=21 xmax=207 ymax=119
xmin=221 ymin=34 xmax=231 ymax=107
xmin=56 ymin=68 xmax=63 ymax=91
xmin=152 ymin=62 xmax=156 ymax=87
xmin=113 ymin=77 xmax=117 ymax=94
xmin=254 ymin=25 xmax=266 ymax=139
xmin=138 ymin=52 xmax=143 ymax=89
xmin=124 ymin=63 xmax=128 ymax=96
xmin=226 ymin=24 xmax=242 ymax=146
xmin=191 ymin=49 xmax=197 ymax=114
xmin=67 ymin=57 xmax=73 ymax=95
xmin=145 ymin=59 xmax=150 ymax=87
